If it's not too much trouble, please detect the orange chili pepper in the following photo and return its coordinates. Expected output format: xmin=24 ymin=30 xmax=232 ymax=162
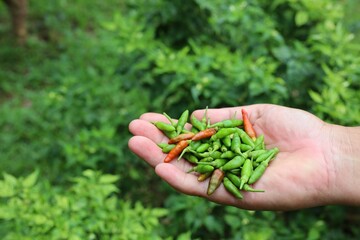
xmin=168 ymin=132 xmax=195 ymax=144
xmin=191 ymin=128 xmax=217 ymax=141
xmin=242 ymin=109 xmax=256 ymax=140
xmin=164 ymin=140 xmax=189 ymax=163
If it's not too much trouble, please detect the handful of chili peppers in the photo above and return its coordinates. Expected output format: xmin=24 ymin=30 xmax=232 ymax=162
xmin=153 ymin=108 xmax=279 ymax=199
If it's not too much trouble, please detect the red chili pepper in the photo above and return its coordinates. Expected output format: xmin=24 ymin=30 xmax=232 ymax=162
xmin=207 ymin=169 xmax=225 ymax=195
xmin=242 ymin=109 xmax=256 ymax=140
xmin=191 ymin=128 xmax=217 ymax=141
xmin=168 ymin=132 xmax=195 ymax=144
xmin=164 ymin=140 xmax=189 ymax=163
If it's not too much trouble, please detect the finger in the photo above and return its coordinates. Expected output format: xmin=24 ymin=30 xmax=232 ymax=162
xmin=192 ymin=107 xmax=236 ymax=124
xmin=192 ymin=105 xmax=274 ymax=141
xmin=129 ymin=119 xmax=169 ymax=143
xmin=155 ymin=163 xmax=206 ymax=195
xmin=128 ymin=136 xmax=165 ymax=167
xmin=139 ymin=112 xmax=192 ymax=131
xmin=192 ymin=104 xmax=268 ymax=124
xmin=140 ymin=112 xmax=173 ymax=123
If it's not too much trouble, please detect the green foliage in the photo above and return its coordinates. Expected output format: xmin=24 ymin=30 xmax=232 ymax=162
xmin=105 ymin=0 xmax=359 ymax=116
xmin=0 ymin=0 xmax=360 ymax=239
xmin=0 ymin=170 xmax=167 ymax=240
xmin=163 ymin=195 xmax=358 ymax=239
xmin=309 ymin=61 xmax=360 ymax=126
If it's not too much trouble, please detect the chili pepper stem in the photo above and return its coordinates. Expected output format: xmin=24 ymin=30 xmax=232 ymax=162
xmin=163 ymin=112 xmax=176 ymax=126
xmin=243 ymin=184 xmax=265 ymax=192
xmin=177 ymin=145 xmax=191 ymax=161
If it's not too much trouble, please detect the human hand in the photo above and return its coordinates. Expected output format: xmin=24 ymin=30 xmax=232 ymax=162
xmin=128 ymin=104 xmax=360 ymax=210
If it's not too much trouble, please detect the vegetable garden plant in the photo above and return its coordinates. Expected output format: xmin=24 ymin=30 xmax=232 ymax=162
xmin=0 ymin=0 xmax=359 ymax=239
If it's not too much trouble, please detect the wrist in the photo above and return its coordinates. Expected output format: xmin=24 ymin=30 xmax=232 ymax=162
xmin=325 ymin=124 xmax=360 ymax=205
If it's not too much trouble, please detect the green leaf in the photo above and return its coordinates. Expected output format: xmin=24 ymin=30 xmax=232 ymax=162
xmin=0 ymin=181 xmax=16 ymax=197
xmin=176 ymin=232 xmax=192 ymax=240
xmin=272 ymin=46 xmax=291 ymax=62
xmin=99 ymin=174 xmax=119 ymax=184
xmin=309 ymin=90 xmax=323 ymax=104
xmin=3 ymin=173 xmax=17 ymax=185
xmin=22 ymin=170 xmax=39 ymax=188
xmin=295 ymin=11 xmax=309 ymax=26
xmin=82 ymin=169 xmax=95 ymax=179
xmin=0 ymin=205 xmax=15 ymax=219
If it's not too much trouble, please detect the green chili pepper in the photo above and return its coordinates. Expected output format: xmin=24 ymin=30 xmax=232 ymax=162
xmin=211 ymin=139 xmax=222 ymax=152
xmin=187 ymin=165 xmax=214 ymax=174
xmin=220 ymin=151 xmax=236 ymax=159
xmin=230 ymin=168 xmax=241 ymax=175
xmin=220 ymin=145 xmax=228 ymax=153
xmin=153 ymin=121 xmax=176 ymax=132
xmin=210 ymin=119 xmax=243 ymax=128
xmin=198 ymin=151 xmax=222 ymax=159
xmin=248 ymin=161 xmax=267 ymax=184
xmin=196 ymin=143 xmax=211 ymax=153
xmin=237 ymin=129 xmax=255 ymax=148
xmin=191 ymin=114 xmax=206 ymax=131
xmin=189 ymin=140 xmax=202 ymax=151
xmin=221 ymin=155 xmax=246 ymax=171
xmin=222 ymin=135 xmax=232 ymax=148
xmin=254 ymin=135 xmax=265 ymax=150
xmin=243 ymin=184 xmax=265 ymax=192
xmin=157 ymin=143 xmax=168 ymax=149
xmin=191 ymin=126 xmax=199 ymax=133
xmin=163 ymin=130 xmax=178 ymax=139
xmin=158 ymin=143 xmax=176 ymax=153
xmin=199 ymin=157 xmax=214 ymax=162
xmin=231 ymin=133 xmax=241 ymax=154
xmin=176 ymin=109 xmax=189 ymax=134
xmin=207 ymin=169 xmax=225 ymax=195
xmin=248 ymin=149 xmax=278 ymax=184
xmin=269 ymin=147 xmax=279 ymax=161
xmin=182 ymin=152 xmax=198 ymax=164
xmin=198 ymin=159 xmax=227 ymax=168
xmin=255 ymin=147 xmax=279 ymax=163
xmin=249 ymin=149 xmax=267 ymax=159
xmin=210 ymin=128 xmax=238 ymax=141
xmin=240 ymin=159 xmax=253 ymax=189
xmin=223 ymin=177 xmax=243 ymax=199
xmin=226 ymin=172 xmax=241 ymax=188
xmin=240 ymin=144 xmax=253 ymax=152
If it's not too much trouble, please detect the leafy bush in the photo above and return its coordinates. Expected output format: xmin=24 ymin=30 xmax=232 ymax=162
xmin=162 ymin=194 xmax=358 ymax=239
xmin=0 ymin=170 xmax=167 ymax=240
xmin=0 ymin=0 xmax=359 ymax=239
xmin=113 ymin=0 xmax=359 ymax=114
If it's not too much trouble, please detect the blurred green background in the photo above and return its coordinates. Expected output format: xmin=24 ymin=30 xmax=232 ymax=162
xmin=0 ymin=0 xmax=359 ymax=239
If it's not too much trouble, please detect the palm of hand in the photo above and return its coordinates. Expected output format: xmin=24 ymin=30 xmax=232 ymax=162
xmin=129 ymin=104 xmax=332 ymax=210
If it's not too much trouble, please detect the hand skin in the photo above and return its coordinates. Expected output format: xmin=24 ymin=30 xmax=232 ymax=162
xmin=128 ymin=104 xmax=360 ymax=211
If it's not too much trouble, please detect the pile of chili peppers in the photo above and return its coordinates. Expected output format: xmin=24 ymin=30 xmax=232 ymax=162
xmin=153 ymin=108 xmax=279 ymax=199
